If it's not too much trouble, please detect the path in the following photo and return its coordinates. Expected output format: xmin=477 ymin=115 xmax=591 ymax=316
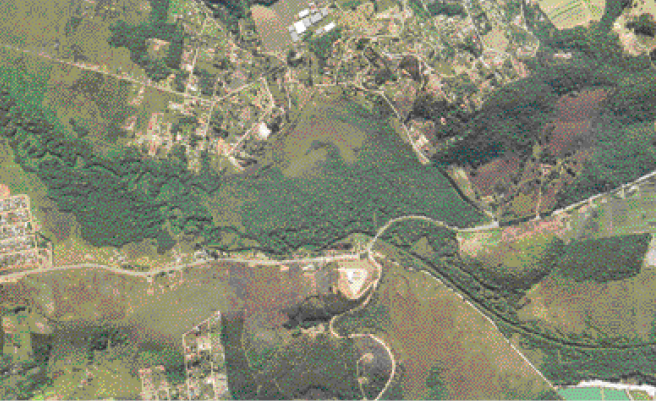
xmin=0 ymin=253 xmax=363 ymax=284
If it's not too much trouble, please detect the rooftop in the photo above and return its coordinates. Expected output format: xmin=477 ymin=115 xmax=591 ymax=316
xmin=294 ymin=20 xmax=307 ymax=34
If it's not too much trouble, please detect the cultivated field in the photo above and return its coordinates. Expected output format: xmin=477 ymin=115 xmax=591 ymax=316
xmin=251 ymin=5 xmax=293 ymax=54
xmin=537 ymin=0 xmax=593 ymax=29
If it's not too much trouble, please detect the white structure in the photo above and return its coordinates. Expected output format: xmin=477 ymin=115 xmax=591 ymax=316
xmin=257 ymin=123 xmax=271 ymax=140
xmin=339 ymin=267 xmax=368 ymax=298
xmin=310 ymin=12 xmax=322 ymax=24
xmin=294 ymin=20 xmax=307 ymax=34
xmin=324 ymin=22 xmax=336 ymax=32
xmin=299 ymin=8 xmax=310 ymax=18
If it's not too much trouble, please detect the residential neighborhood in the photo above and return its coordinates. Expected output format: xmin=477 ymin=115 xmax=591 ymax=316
xmin=181 ymin=312 xmax=228 ymax=400
xmin=0 ymin=186 xmax=51 ymax=275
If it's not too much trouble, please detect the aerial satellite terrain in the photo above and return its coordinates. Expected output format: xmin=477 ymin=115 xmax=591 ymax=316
xmin=1 ymin=0 xmax=656 ymax=399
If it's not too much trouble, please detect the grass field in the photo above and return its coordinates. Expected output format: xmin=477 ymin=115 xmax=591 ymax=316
xmin=517 ymin=234 xmax=656 ymax=345
xmin=482 ymin=29 xmax=511 ymax=52
xmin=582 ymin=0 xmax=605 ymax=20
xmin=537 ymin=0 xmax=593 ymax=29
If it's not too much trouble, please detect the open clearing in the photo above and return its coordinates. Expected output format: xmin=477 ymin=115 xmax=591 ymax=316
xmin=252 ymin=5 xmax=293 ymax=54
xmin=334 ymin=240 xmax=559 ymax=400
xmin=537 ymin=0 xmax=593 ymax=29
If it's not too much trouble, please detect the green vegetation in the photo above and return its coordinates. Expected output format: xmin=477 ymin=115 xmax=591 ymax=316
xmin=378 ymin=219 xmax=459 ymax=261
xmin=554 ymin=233 xmax=651 ymax=282
xmin=425 ymin=1 xmax=466 ymax=17
xmin=434 ymin=8 xmax=656 ymax=168
xmin=308 ymin=27 xmax=343 ymax=62
xmin=108 ymin=0 xmax=185 ymax=81
xmin=462 ymin=231 xmax=565 ymax=290
xmin=0 ymin=43 xmax=482 ymax=258
xmin=558 ymin=118 xmax=656 ymax=205
xmin=425 ymin=366 xmax=449 ymax=400
xmin=257 ymin=334 xmax=361 ymax=399
xmin=221 ymin=314 xmax=258 ymax=400
xmin=207 ymin=99 xmax=484 ymax=255
xmin=0 ymin=68 xmax=215 ymax=250
xmin=627 ymin=13 xmax=656 ymax=37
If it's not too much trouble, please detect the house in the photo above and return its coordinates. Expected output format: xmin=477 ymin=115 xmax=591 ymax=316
xmin=310 ymin=12 xmax=323 ymax=24
xmin=124 ymin=115 xmax=137 ymax=131
xmin=257 ymin=123 xmax=271 ymax=140
xmin=299 ymin=8 xmax=310 ymax=18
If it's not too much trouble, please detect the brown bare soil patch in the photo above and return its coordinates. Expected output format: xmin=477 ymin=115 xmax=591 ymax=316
xmin=251 ymin=5 xmax=292 ymax=54
xmin=546 ymin=88 xmax=609 ymax=157
xmin=467 ymin=154 xmax=522 ymax=198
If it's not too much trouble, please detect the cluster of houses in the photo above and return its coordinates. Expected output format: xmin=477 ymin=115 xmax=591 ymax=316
xmin=288 ymin=2 xmax=335 ymax=42
xmin=182 ymin=312 xmax=229 ymax=400
xmin=0 ymin=192 xmax=47 ymax=275
xmin=138 ymin=312 xmax=228 ymax=400
xmin=139 ymin=365 xmax=174 ymax=401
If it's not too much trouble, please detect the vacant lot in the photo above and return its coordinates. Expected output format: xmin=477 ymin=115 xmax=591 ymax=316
xmin=251 ymin=5 xmax=293 ymax=54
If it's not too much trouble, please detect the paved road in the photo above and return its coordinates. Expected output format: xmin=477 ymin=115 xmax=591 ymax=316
xmin=0 ymin=253 xmax=363 ymax=284
xmin=327 ymin=250 xmax=396 ymax=401
xmin=0 ymin=44 xmax=212 ymax=104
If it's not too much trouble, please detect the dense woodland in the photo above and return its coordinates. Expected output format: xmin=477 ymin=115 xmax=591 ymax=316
xmin=108 ymin=0 xmax=185 ymax=81
xmin=431 ymin=1 xmax=656 ymax=207
xmin=0 ymin=57 xmax=484 ymax=256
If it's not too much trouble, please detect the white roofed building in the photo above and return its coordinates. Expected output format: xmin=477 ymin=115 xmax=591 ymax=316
xmin=294 ymin=20 xmax=307 ymax=34
xmin=257 ymin=123 xmax=271 ymax=140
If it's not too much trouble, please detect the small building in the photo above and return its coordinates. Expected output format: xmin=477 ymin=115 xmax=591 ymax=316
xmin=299 ymin=8 xmax=310 ymax=18
xmin=324 ymin=22 xmax=336 ymax=32
xmin=294 ymin=20 xmax=307 ymax=34
xmin=257 ymin=123 xmax=271 ymax=140
xmin=310 ymin=12 xmax=323 ymax=24
xmin=302 ymin=16 xmax=312 ymax=27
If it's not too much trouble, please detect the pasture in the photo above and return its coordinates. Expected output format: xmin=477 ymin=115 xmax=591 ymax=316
xmin=537 ymin=0 xmax=593 ymax=29
xmin=334 ymin=240 xmax=560 ymax=399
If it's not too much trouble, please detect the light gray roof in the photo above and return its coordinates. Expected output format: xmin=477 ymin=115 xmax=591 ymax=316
xmin=302 ymin=16 xmax=312 ymax=27
xmin=310 ymin=13 xmax=322 ymax=23
xmin=290 ymin=32 xmax=300 ymax=42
